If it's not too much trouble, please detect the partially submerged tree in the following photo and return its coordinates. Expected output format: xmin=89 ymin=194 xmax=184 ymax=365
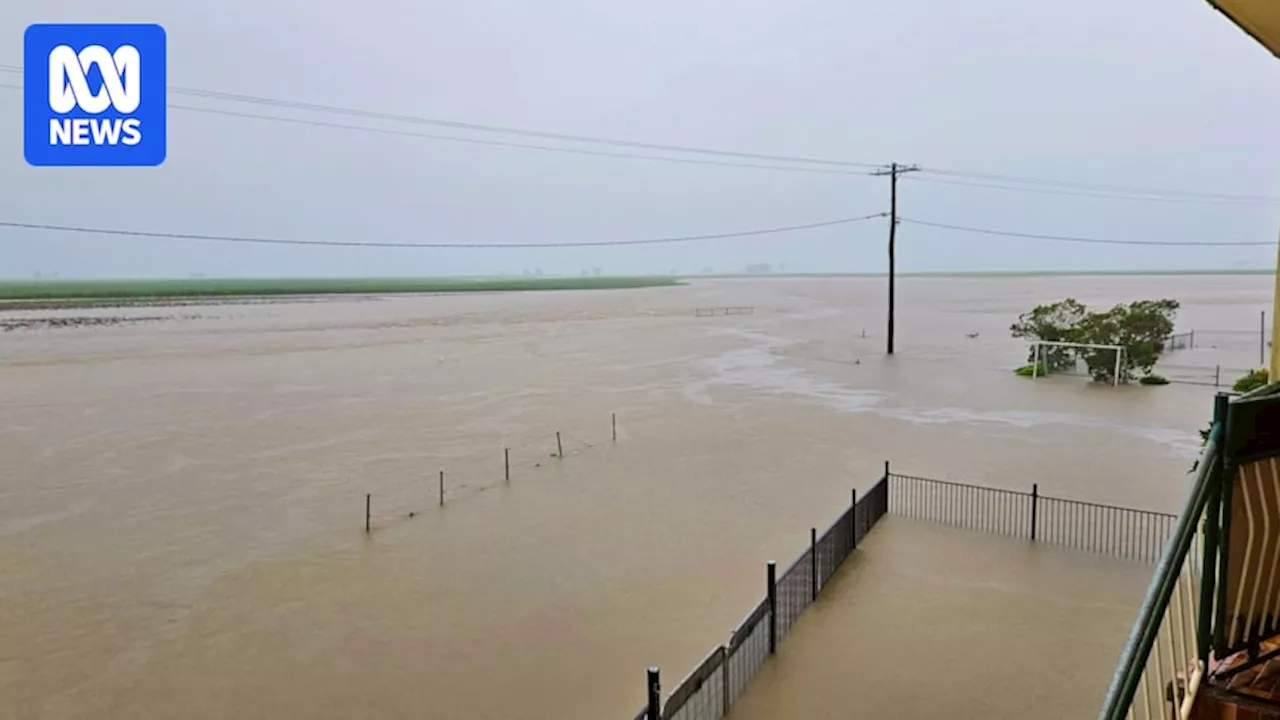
xmin=1010 ymin=298 xmax=1088 ymax=372
xmin=1012 ymin=298 xmax=1180 ymax=384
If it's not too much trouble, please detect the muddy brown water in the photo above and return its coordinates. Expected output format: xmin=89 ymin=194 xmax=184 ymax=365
xmin=0 ymin=275 xmax=1270 ymax=719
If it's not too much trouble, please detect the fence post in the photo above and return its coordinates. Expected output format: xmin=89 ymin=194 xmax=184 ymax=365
xmin=884 ymin=460 xmax=891 ymax=514
xmin=1030 ymin=483 xmax=1039 ymax=542
xmin=851 ymin=487 xmax=859 ymax=550
xmin=612 ymin=413 xmax=617 ymax=442
xmin=719 ymin=645 xmax=730 ymax=715
xmin=365 ymin=493 xmax=371 ymax=533
xmin=1215 ymin=365 xmax=1221 ymax=388
xmin=646 ymin=667 xmax=661 ymax=720
xmin=1190 ymin=330 xmax=1195 ymax=349
xmin=504 ymin=448 xmax=510 ymax=482
xmin=556 ymin=431 xmax=563 ymax=458
xmin=810 ymin=528 xmax=818 ymax=601
xmin=439 ymin=470 xmax=444 ymax=507
xmin=767 ymin=561 xmax=777 ymax=655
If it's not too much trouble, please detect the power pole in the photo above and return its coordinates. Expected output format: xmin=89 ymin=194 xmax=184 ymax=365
xmin=871 ymin=163 xmax=919 ymax=355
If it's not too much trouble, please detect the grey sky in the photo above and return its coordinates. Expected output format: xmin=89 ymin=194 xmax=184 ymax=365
xmin=2 ymin=0 xmax=1278 ymax=278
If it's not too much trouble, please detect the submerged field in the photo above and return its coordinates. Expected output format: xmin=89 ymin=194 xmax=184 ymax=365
xmin=0 ymin=274 xmax=1269 ymax=719
xmin=0 ymin=276 xmax=681 ymax=309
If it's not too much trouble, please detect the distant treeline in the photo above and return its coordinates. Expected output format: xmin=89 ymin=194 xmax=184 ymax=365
xmin=0 ymin=276 xmax=682 ymax=303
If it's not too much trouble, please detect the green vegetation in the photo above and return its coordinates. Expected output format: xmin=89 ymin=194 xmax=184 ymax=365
xmin=1011 ymin=297 xmax=1180 ymax=384
xmin=1139 ymin=374 xmax=1170 ymax=386
xmin=1190 ymin=421 xmax=1214 ymax=473
xmin=1014 ymin=362 xmax=1047 ymax=377
xmin=1233 ymin=368 xmax=1271 ymax=394
xmin=1011 ymin=299 xmax=1088 ymax=372
xmin=0 ymin=276 xmax=681 ymax=309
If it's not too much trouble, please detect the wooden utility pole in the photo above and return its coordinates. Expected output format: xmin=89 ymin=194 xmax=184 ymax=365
xmin=871 ymin=163 xmax=919 ymax=354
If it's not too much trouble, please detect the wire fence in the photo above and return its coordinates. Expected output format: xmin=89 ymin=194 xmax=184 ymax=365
xmin=1164 ymin=324 xmax=1272 ymax=368
xmin=1155 ymin=363 xmax=1257 ymax=389
xmin=886 ymin=472 xmax=1176 ymax=563
xmin=362 ymin=414 xmax=622 ymax=533
xmin=693 ymin=306 xmax=755 ymax=317
xmin=1167 ymin=331 xmax=1194 ymax=351
xmin=634 ymin=478 xmax=890 ymax=720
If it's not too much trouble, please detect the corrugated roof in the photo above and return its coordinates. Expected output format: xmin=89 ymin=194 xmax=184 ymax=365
xmin=1208 ymin=0 xmax=1280 ymax=58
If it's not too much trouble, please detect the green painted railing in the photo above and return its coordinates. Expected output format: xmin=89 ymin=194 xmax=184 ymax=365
xmin=1097 ymin=394 xmax=1227 ymax=720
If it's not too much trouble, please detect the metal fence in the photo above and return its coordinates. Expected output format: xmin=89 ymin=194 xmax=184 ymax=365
xmin=631 ymin=468 xmax=1173 ymax=718
xmin=887 ymin=472 xmax=1176 ymax=563
xmin=693 ymin=306 xmax=754 ymax=317
xmin=1167 ymin=331 xmax=1194 ymax=351
xmin=1155 ymin=363 xmax=1256 ymax=389
xmin=634 ymin=478 xmax=889 ymax=720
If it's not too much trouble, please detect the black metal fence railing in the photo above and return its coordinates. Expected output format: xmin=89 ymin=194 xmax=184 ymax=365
xmin=888 ymin=473 xmax=1031 ymax=539
xmin=1035 ymin=497 xmax=1175 ymax=562
xmin=634 ymin=478 xmax=890 ymax=720
xmin=886 ymin=473 xmax=1177 ymax=564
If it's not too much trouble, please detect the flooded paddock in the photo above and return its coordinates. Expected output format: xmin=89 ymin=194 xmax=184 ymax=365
xmin=0 ymin=274 xmax=1269 ymax=718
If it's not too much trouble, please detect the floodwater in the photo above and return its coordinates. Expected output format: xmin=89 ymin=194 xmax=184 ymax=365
xmin=728 ymin=518 xmax=1153 ymax=720
xmin=0 ymin=275 xmax=1270 ymax=719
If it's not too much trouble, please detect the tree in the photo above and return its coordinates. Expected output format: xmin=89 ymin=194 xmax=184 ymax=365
xmin=1010 ymin=297 xmax=1179 ymax=384
xmin=1010 ymin=298 xmax=1088 ymax=371
xmin=1076 ymin=300 xmax=1179 ymax=383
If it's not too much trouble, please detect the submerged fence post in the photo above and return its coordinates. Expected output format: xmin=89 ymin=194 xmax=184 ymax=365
xmin=646 ymin=667 xmax=661 ymax=720
xmin=851 ymin=487 xmax=859 ymax=550
xmin=504 ymin=448 xmax=510 ymax=482
xmin=720 ymin=644 xmax=730 ymax=715
xmin=884 ymin=460 xmax=891 ymax=513
xmin=810 ymin=527 xmax=818 ymax=601
xmin=556 ymin=432 xmax=563 ymax=458
xmin=439 ymin=470 xmax=444 ymax=507
xmin=766 ymin=561 xmax=777 ymax=655
xmin=612 ymin=413 xmax=617 ymax=442
xmin=365 ymin=493 xmax=371 ymax=533
xmin=1030 ymin=483 xmax=1039 ymax=542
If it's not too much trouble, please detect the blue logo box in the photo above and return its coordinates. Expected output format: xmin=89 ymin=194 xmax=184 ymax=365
xmin=24 ymin=23 xmax=167 ymax=167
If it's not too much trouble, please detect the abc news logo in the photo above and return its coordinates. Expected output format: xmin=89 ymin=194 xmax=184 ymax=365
xmin=24 ymin=24 xmax=167 ymax=167
xmin=48 ymin=44 xmax=143 ymax=147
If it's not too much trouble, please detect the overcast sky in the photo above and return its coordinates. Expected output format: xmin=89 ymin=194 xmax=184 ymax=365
xmin=1 ymin=0 xmax=1278 ymax=278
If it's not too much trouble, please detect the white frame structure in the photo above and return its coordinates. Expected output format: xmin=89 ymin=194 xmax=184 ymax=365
xmin=1030 ymin=340 xmax=1126 ymax=387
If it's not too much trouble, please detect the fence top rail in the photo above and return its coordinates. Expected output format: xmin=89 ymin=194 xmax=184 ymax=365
xmin=817 ymin=506 xmax=853 ymax=544
xmin=664 ymin=645 xmax=726 ymax=716
xmin=727 ymin=599 xmax=769 ymax=651
xmin=1037 ymin=494 xmax=1178 ymax=520
xmin=888 ymin=472 xmax=1031 ymax=498
xmin=889 ymin=472 xmax=1179 ymax=520
xmin=779 ymin=546 xmax=813 ymax=584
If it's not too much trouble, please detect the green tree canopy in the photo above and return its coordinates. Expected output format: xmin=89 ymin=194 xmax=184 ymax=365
xmin=1011 ymin=298 xmax=1180 ymax=384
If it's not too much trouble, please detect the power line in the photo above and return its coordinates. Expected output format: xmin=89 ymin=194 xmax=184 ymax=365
xmin=8 ymin=64 xmax=1275 ymax=203
xmin=0 ymin=214 xmax=887 ymax=249
xmin=903 ymin=174 xmax=1280 ymax=206
xmin=917 ymin=167 xmax=1280 ymax=204
xmin=0 ymin=83 xmax=876 ymax=178
xmin=898 ymin=217 xmax=1276 ymax=247
xmin=0 ymin=65 xmax=881 ymax=170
